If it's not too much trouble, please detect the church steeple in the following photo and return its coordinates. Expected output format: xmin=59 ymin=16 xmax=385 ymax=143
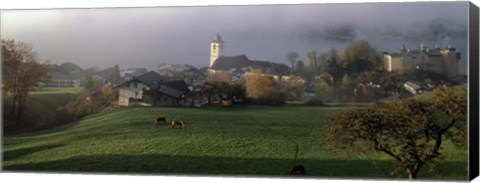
xmin=210 ymin=31 xmax=225 ymax=67
xmin=212 ymin=32 xmax=224 ymax=44
xmin=400 ymin=42 xmax=408 ymax=55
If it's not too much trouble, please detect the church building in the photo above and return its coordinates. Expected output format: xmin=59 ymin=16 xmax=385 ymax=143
xmin=208 ymin=32 xmax=290 ymax=76
xmin=210 ymin=32 xmax=225 ymax=67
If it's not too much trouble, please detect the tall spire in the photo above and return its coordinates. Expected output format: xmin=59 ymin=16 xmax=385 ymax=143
xmin=401 ymin=41 xmax=407 ymax=55
xmin=212 ymin=31 xmax=224 ymax=43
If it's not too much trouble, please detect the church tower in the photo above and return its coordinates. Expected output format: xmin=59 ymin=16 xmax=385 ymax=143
xmin=209 ymin=32 xmax=225 ymax=67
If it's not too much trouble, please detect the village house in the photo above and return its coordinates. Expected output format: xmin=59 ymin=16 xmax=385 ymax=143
xmin=120 ymin=68 xmax=148 ymax=81
xmin=383 ymin=43 xmax=460 ymax=77
xmin=314 ymin=71 xmax=334 ymax=84
xmin=155 ymin=63 xmax=203 ymax=85
xmin=44 ymin=62 xmax=86 ymax=87
xmin=46 ymin=73 xmax=84 ymax=87
xmin=115 ymin=71 xmax=192 ymax=107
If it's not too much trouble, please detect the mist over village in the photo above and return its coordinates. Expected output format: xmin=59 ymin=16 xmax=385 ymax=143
xmin=1 ymin=2 xmax=471 ymax=181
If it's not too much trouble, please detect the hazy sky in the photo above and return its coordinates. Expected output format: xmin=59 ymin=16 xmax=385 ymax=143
xmin=1 ymin=2 xmax=469 ymax=72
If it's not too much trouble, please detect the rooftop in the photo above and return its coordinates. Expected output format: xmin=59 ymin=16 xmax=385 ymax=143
xmin=210 ymin=55 xmax=290 ymax=75
xmin=211 ymin=32 xmax=224 ymax=44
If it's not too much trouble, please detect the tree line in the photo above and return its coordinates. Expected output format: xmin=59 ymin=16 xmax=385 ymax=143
xmin=287 ymin=40 xmax=450 ymax=103
xmin=2 ymin=39 xmax=121 ymax=131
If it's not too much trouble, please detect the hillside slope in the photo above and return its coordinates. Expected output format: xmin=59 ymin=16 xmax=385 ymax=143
xmin=3 ymin=87 xmax=84 ymax=133
xmin=2 ymin=105 xmax=467 ymax=179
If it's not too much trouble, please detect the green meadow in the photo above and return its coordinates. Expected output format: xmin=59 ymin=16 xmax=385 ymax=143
xmin=3 ymin=87 xmax=84 ymax=132
xmin=2 ymin=104 xmax=468 ymax=180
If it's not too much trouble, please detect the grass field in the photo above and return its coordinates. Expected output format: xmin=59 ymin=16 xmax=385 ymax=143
xmin=30 ymin=87 xmax=84 ymax=95
xmin=2 ymin=105 xmax=468 ymax=180
xmin=3 ymin=87 xmax=84 ymax=133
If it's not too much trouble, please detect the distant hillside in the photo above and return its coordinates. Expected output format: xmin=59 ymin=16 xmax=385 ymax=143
xmin=50 ymin=62 xmax=84 ymax=74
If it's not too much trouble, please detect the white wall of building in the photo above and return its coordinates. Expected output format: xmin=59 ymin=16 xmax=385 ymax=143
xmin=118 ymin=82 xmax=151 ymax=106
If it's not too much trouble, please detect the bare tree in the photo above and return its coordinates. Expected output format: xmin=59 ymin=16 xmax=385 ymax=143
xmin=287 ymin=51 xmax=299 ymax=73
xmin=307 ymin=50 xmax=318 ymax=70
xmin=2 ymin=39 xmax=50 ymax=128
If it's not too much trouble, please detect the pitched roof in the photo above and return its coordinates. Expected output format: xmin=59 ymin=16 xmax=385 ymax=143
xmin=210 ymin=55 xmax=251 ymax=69
xmin=211 ymin=32 xmax=224 ymax=43
xmin=162 ymin=80 xmax=189 ymax=92
xmin=115 ymin=71 xmax=163 ymax=88
xmin=317 ymin=71 xmax=333 ymax=78
xmin=250 ymin=60 xmax=291 ymax=75
xmin=136 ymin=71 xmax=164 ymax=87
xmin=210 ymin=55 xmax=290 ymax=75
xmin=158 ymin=80 xmax=189 ymax=98
xmin=158 ymin=86 xmax=185 ymax=98
xmin=115 ymin=72 xmax=190 ymax=99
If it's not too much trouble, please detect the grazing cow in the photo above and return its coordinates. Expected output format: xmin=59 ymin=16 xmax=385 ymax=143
xmin=289 ymin=164 xmax=305 ymax=175
xmin=154 ymin=116 xmax=166 ymax=125
xmin=171 ymin=119 xmax=185 ymax=129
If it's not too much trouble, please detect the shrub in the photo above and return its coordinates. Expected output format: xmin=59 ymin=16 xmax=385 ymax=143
xmin=249 ymin=92 xmax=286 ymax=106
xmin=305 ymin=98 xmax=325 ymax=106
xmin=55 ymin=86 xmax=117 ymax=122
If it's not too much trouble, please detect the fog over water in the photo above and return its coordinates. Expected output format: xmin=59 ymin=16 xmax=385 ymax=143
xmin=1 ymin=2 xmax=469 ymax=74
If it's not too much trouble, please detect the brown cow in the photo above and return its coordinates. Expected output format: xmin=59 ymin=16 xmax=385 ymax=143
xmin=154 ymin=116 xmax=166 ymax=125
xmin=289 ymin=164 xmax=305 ymax=175
xmin=171 ymin=119 xmax=185 ymax=129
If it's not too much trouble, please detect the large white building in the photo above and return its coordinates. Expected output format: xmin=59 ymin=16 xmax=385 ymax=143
xmin=383 ymin=43 xmax=460 ymax=77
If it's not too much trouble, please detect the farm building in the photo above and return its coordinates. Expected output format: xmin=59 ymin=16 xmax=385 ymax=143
xmin=115 ymin=71 xmax=192 ymax=107
xmin=46 ymin=73 xmax=84 ymax=87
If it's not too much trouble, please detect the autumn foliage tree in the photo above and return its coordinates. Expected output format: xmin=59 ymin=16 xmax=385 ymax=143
xmin=341 ymin=40 xmax=381 ymax=73
xmin=324 ymin=86 xmax=467 ymax=180
xmin=312 ymin=78 xmax=333 ymax=102
xmin=280 ymin=75 xmax=305 ymax=101
xmin=2 ymin=39 xmax=50 ymax=128
xmin=244 ymin=70 xmax=286 ymax=105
